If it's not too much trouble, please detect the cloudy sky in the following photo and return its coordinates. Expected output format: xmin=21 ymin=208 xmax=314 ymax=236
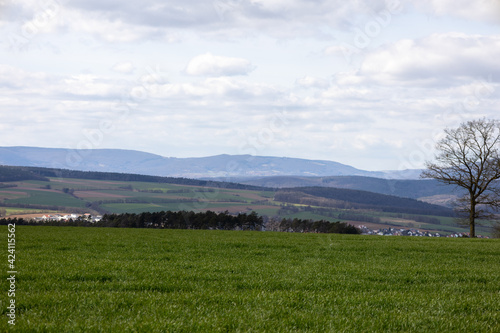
xmin=1 ymin=0 xmax=499 ymax=171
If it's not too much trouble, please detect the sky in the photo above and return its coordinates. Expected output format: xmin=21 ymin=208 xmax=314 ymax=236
xmin=1 ymin=0 xmax=499 ymax=171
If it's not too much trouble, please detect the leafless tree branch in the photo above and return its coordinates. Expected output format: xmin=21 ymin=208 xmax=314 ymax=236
xmin=422 ymin=118 xmax=500 ymax=237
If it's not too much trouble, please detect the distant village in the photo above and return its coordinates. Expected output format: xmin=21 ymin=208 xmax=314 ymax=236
xmin=34 ymin=213 xmax=103 ymax=224
xmin=358 ymin=225 xmax=490 ymax=238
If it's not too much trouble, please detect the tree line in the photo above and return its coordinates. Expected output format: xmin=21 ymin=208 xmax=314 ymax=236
xmin=266 ymin=218 xmax=360 ymax=234
xmin=2 ymin=166 xmax=267 ymax=191
xmin=99 ymin=211 xmax=265 ymax=230
xmin=0 ymin=166 xmax=49 ymax=182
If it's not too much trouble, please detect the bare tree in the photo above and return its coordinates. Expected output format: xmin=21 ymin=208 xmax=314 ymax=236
xmin=422 ymin=119 xmax=500 ymax=237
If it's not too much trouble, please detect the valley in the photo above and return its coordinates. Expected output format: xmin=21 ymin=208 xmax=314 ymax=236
xmin=0 ymin=165 xmax=493 ymax=236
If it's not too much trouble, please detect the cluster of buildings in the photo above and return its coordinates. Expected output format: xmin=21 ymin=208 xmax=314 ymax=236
xmin=358 ymin=225 xmax=490 ymax=238
xmin=359 ymin=226 xmax=442 ymax=237
xmin=34 ymin=213 xmax=102 ymax=223
xmin=446 ymin=232 xmax=489 ymax=238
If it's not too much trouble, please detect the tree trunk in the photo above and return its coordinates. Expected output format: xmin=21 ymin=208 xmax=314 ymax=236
xmin=469 ymin=201 xmax=476 ymax=238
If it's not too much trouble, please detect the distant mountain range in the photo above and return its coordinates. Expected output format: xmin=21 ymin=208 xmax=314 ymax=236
xmin=0 ymin=146 xmax=422 ymax=179
xmin=0 ymin=147 xmax=459 ymax=208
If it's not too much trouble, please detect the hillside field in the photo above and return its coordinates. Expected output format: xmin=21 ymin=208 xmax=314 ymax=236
xmin=0 ymin=174 xmax=493 ymax=236
xmin=1 ymin=226 xmax=499 ymax=332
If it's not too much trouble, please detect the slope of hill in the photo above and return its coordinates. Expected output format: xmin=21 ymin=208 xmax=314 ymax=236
xmin=0 ymin=146 xmax=419 ymax=179
xmin=0 ymin=165 xmax=267 ymax=191
xmin=235 ymin=175 xmax=459 ymax=199
xmin=276 ymin=187 xmax=453 ymax=217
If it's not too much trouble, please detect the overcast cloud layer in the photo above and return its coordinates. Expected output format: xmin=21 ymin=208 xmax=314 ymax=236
xmin=1 ymin=0 xmax=499 ymax=171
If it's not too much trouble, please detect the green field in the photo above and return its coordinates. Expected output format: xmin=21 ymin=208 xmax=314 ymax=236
xmin=6 ymin=189 xmax=88 ymax=208
xmin=1 ymin=179 xmax=275 ymax=216
xmin=1 ymin=226 xmax=499 ymax=332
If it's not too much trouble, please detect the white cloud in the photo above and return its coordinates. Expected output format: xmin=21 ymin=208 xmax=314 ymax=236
xmin=321 ymin=85 xmax=382 ymax=101
xmin=352 ymin=133 xmax=381 ymax=150
xmin=149 ymin=77 xmax=281 ymax=105
xmin=63 ymin=74 xmax=120 ymax=98
xmin=12 ymin=0 xmax=406 ymax=41
xmin=5 ymin=0 xmax=497 ymax=45
xmin=0 ymin=64 xmax=46 ymax=89
xmin=348 ymin=33 xmax=500 ymax=86
xmin=111 ymin=62 xmax=135 ymax=74
xmin=295 ymin=76 xmax=330 ymax=89
xmin=185 ymin=53 xmax=255 ymax=77
xmin=414 ymin=0 xmax=500 ymax=24
xmin=65 ymin=11 xmax=159 ymax=42
xmin=0 ymin=65 xmax=124 ymax=101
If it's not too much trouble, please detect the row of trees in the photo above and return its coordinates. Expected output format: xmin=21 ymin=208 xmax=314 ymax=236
xmin=99 ymin=210 xmax=264 ymax=230
xmin=0 ymin=166 xmax=49 ymax=182
xmin=0 ymin=211 xmax=264 ymax=230
xmin=266 ymin=218 xmax=360 ymax=234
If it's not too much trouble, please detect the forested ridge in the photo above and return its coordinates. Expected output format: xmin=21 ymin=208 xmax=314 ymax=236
xmin=0 ymin=165 xmax=267 ymax=190
xmin=276 ymin=187 xmax=453 ymax=216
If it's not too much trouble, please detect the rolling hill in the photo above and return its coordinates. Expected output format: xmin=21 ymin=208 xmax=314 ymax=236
xmin=235 ymin=175 xmax=460 ymax=199
xmin=275 ymin=187 xmax=453 ymax=216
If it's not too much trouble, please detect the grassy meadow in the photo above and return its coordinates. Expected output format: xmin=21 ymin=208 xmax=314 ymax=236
xmin=1 ymin=226 xmax=499 ymax=332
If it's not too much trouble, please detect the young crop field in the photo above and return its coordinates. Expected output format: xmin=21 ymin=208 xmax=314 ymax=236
xmin=6 ymin=189 xmax=88 ymax=208
xmin=1 ymin=226 xmax=499 ymax=332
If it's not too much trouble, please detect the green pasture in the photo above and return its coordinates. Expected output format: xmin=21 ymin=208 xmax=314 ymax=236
xmin=250 ymin=206 xmax=281 ymax=216
xmin=99 ymin=203 xmax=189 ymax=214
xmin=0 ymin=191 xmax=29 ymax=201
xmin=50 ymin=178 xmax=271 ymax=204
xmin=101 ymin=201 xmax=263 ymax=215
xmin=3 ymin=208 xmax=59 ymax=216
xmin=46 ymin=179 xmax=132 ymax=191
xmin=1 ymin=226 xmax=499 ymax=332
xmin=278 ymin=211 xmax=338 ymax=222
xmin=116 ymin=182 xmax=180 ymax=191
xmin=71 ymin=189 xmax=133 ymax=201
xmin=4 ymin=189 xmax=87 ymax=208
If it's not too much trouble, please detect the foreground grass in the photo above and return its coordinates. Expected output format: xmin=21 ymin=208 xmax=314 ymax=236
xmin=1 ymin=226 xmax=499 ymax=332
